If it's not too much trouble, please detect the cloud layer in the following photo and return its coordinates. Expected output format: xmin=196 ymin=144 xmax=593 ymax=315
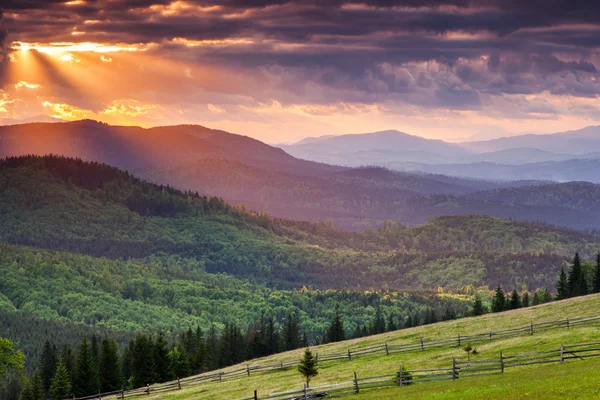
xmin=1 ymin=1 xmax=599 ymax=141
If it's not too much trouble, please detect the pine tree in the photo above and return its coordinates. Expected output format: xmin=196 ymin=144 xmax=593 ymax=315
xmin=373 ymin=306 xmax=386 ymax=334
xmin=73 ymin=336 xmax=100 ymax=396
xmin=429 ymin=308 xmax=437 ymax=324
xmin=153 ymin=332 xmax=171 ymax=383
xmin=404 ymin=315 xmax=413 ymax=328
xmin=386 ymin=313 xmax=397 ymax=332
xmin=443 ymin=308 xmax=457 ymax=321
xmin=192 ymin=326 xmax=206 ymax=373
xmin=60 ymin=345 xmax=75 ymax=382
xmin=491 ymin=285 xmax=506 ymax=312
xmin=509 ymin=289 xmax=521 ymax=310
xmin=297 ymin=349 xmax=318 ymax=388
xmin=532 ymin=291 xmax=541 ymax=305
xmin=206 ymin=325 xmax=219 ymax=371
xmin=325 ymin=304 xmax=345 ymax=343
xmin=50 ymin=359 xmax=72 ymax=400
xmin=556 ymin=268 xmax=569 ymax=300
xmin=471 ymin=294 xmax=486 ymax=316
xmin=568 ymin=252 xmax=587 ymax=297
xmin=522 ymin=292 xmax=530 ymax=307
xmin=121 ymin=341 xmax=134 ymax=386
xmin=594 ymin=252 xmax=600 ymax=294
xmin=169 ymin=344 xmax=191 ymax=379
xmin=283 ymin=313 xmax=301 ymax=351
xmin=39 ymin=341 xmax=57 ymax=394
xmin=99 ymin=338 xmax=123 ymax=392
xmin=20 ymin=371 xmax=44 ymax=400
xmin=130 ymin=333 xmax=156 ymax=388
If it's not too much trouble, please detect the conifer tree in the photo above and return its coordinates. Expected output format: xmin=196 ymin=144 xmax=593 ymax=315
xmin=372 ymin=306 xmax=386 ymax=334
xmin=169 ymin=344 xmax=191 ymax=379
xmin=20 ymin=371 xmax=44 ymax=400
xmin=130 ymin=333 xmax=155 ymax=388
xmin=99 ymin=338 xmax=123 ymax=392
xmin=594 ymin=252 xmax=600 ymax=294
xmin=556 ymin=269 xmax=569 ymax=299
xmin=491 ymin=285 xmax=506 ymax=312
xmin=60 ymin=344 xmax=75 ymax=381
xmin=50 ymin=359 xmax=72 ymax=400
xmin=568 ymin=252 xmax=587 ymax=296
xmin=509 ymin=289 xmax=521 ymax=310
xmin=443 ymin=308 xmax=457 ymax=321
xmin=297 ymin=349 xmax=318 ymax=388
xmin=192 ymin=327 xmax=207 ymax=373
xmin=471 ymin=294 xmax=486 ymax=316
xmin=73 ymin=336 xmax=100 ymax=396
xmin=283 ymin=313 xmax=300 ymax=351
xmin=532 ymin=291 xmax=541 ymax=305
xmin=206 ymin=325 xmax=219 ymax=371
xmin=39 ymin=341 xmax=57 ymax=394
xmin=121 ymin=341 xmax=133 ymax=386
xmin=386 ymin=313 xmax=397 ymax=332
xmin=522 ymin=292 xmax=530 ymax=307
xmin=153 ymin=332 xmax=171 ymax=383
xmin=404 ymin=315 xmax=413 ymax=328
xmin=325 ymin=304 xmax=345 ymax=343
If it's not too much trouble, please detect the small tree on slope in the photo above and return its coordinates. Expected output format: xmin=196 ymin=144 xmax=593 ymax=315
xmin=298 ymin=348 xmax=318 ymax=388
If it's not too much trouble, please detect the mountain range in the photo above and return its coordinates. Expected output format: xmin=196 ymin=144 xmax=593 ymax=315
xmin=2 ymin=121 xmax=600 ymax=231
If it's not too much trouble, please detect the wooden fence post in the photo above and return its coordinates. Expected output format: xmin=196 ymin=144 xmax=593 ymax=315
xmin=177 ymin=377 xmax=181 ymax=389
xmin=353 ymin=372 xmax=360 ymax=393
xmin=219 ymin=372 xmax=223 ymax=382
xmin=254 ymin=389 xmax=258 ymax=400
xmin=500 ymin=351 xmax=504 ymax=373
xmin=247 ymin=365 xmax=250 ymax=376
xmin=280 ymin=362 xmax=283 ymax=370
xmin=566 ymin=318 xmax=570 ymax=330
xmin=304 ymin=383 xmax=308 ymax=400
xmin=530 ymin=321 xmax=534 ymax=335
xmin=420 ymin=338 xmax=425 ymax=350
xmin=452 ymin=357 xmax=458 ymax=380
xmin=457 ymin=334 xmax=461 ymax=347
xmin=385 ymin=343 xmax=389 ymax=355
xmin=121 ymin=387 xmax=125 ymax=400
xmin=489 ymin=330 xmax=492 ymax=341
xmin=348 ymin=349 xmax=352 ymax=361
xmin=398 ymin=364 xmax=403 ymax=387
xmin=560 ymin=345 xmax=564 ymax=363
xmin=315 ymin=353 xmax=319 ymax=364
xmin=145 ymin=384 xmax=150 ymax=395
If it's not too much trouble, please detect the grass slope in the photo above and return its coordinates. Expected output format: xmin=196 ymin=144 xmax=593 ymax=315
xmin=159 ymin=294 xmax=600 ymax=400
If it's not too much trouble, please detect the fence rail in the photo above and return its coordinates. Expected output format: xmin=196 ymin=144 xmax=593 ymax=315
xmin=66 ymin=313 xmax=600 ymax=400
xmin=243 ymin=341 xmax=600 ymax=399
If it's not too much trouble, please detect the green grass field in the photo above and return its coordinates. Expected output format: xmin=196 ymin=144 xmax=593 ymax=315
xmin=159 ymin=294 xmax=600 ymax=399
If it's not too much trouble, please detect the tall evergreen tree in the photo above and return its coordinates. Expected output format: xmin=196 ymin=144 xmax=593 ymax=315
xmin=20 ymin=371 xmax=44 ymax=400
xmin=99 ymin=338 xmax=123 ymax=392
xmin=491 ymin=285 xmax=506 ymax=312
xmin=73 ymin=336 xmax=100 ymax=396
xmin=568 ymin=252 xmax=587 ymax=297
xmin=471 ymin=294 xmax=486 ymax=316
xmin=60 ymin=345 xmax=75 ymax=382
xmin=372 ymin=306 xmax=386 ymax=334
xmin=153 ymin=332 xmax=171 ymax=383
xmin=130 ymin=333 xmax=155 ymax=388
xmin=39 ymin=341 xmax=57 ymax=395
xmin=443 ymin=308 xmax=457 ymax=321
xmin=283 ymin=313 xmax=301 ymax=351
xmin=386 ymin=313 xmax=397 ymax=332
xmin=404 ymin=315 xmax=413 ymax=329
xmin=556 ymin=268 xmax=569 ymax=300
xmin=522 ymin=292 xmax=530 ymax=308
xmin=121 ymin=341 xmax=134 ymax=386
xmin=509 ymin=289 xmax=521 ymax=310
xmin=594 ymin=252 xmax=600 ymax=294
xmin=325 ymin=304 xmax=345 ymax=343
xmin=50 ymin=359 xmax=72 ymax=400
xmin=192 ymin=327 xmax=206 ymax=373
xmin=169 ymin=344 xmax=191 ymax=379
xmin=297 ymin=349 xmax=318 ymax=388
xmin=206 ymin=325 xmax=219 ymax=371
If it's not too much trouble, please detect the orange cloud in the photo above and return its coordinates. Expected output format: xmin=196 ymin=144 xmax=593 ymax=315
xmin=42 ymin=101 xmax=90 ymax=120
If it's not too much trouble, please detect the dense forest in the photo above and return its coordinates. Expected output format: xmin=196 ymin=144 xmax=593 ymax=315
xmin=1 ymin=155 xmax=599 ymax=399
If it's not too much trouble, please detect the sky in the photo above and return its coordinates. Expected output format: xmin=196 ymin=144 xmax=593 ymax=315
xmin=1 ymin=1 xmax=600 ymax=143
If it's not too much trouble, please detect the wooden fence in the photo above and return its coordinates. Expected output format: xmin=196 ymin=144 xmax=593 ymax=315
xmin=241 ymin=341 xmax=600 ymax=399
xmin=67 ymin=313 xmax=600 ymax=400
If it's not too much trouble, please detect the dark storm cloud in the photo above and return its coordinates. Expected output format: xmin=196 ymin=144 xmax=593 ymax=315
xmin=2 ymin=0 xmax=600 ymax=109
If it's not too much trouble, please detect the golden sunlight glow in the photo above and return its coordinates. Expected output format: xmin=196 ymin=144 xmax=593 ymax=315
xmin=42 ymin=101 xmax=90 ymax=120
xmin=171 ymin=37 xmax=255 ymax=47
xmin=100 ymin=55 xmax=113 ymax=63
xmin=15 ymin=81 xmax=40 ymax=89
xmin=60 ymin=53 xmax=81 ymax=63
xmin=207 ymin=104 xmax=225 ymax=113
xmin=0 ymin=92 xmax=15 ymax=114
xmin=101 ymin=100 xmax=158 ymax=118
xmin=12 ymin=41 xmax=147 ymax=55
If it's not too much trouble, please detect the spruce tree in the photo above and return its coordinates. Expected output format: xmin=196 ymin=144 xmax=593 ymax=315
xmin=297 ymin=349 xmax=318 ymax=388
xmin=522 ymin=292 xmax=530 ymax=307
xmin=386 ymin=313 xmax=397 ymax=332
xmin=404 ymin=315 xmax=413 ymax=329
xmin=99 ymin=338 xmax=123 ymax=392
xmin=373 ymin=306 xmax=386 ymax=334
xmin=130 ymin=333 xmax=155 ymax=388
xmin=443 ymin=308 xmax=457 ymax=321
xmin=39 ymin=341 xmax=57 ymax=395
xmin=20 ymin=371 xmax=44 ymax=400
xmin=491 ymin=285 xmax=506 ymax=313
xmin=169 ymin=344 xmax=191 ymax=379
xmin=283 ymin=313 xmax=300 ymax=351
xmin=532 ymin=291 xmax=541 ymax=305
xmin=509 ymin=289 xmax=521 ymax=310
xmin=60 ymin=345 xmax=75 ymax=382
xmin=50 ymin=359 xmax=72 ymax=400
xmin=325 ymin=304 xmax=345 ymax=343
xmin=73 ymin=336 xmax=100 ymax=396
xmin=568 ymin=252 xmax=586 ymax=297
xmin=192 ymin=326 xmax=206 ymax=373
xmin=556 ymin=268 xmax=569 ymax=300
xmin=594 ymin=252 xmax=600 ymax=294
xmin=471 ymin=294 xmax=486 ymax=316
xmin=153 ymin=332 xmax=171 ymax=383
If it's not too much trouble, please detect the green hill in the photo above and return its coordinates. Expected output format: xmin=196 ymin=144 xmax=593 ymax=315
xmin=154 ymin=294 xmax=600 ymax=400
